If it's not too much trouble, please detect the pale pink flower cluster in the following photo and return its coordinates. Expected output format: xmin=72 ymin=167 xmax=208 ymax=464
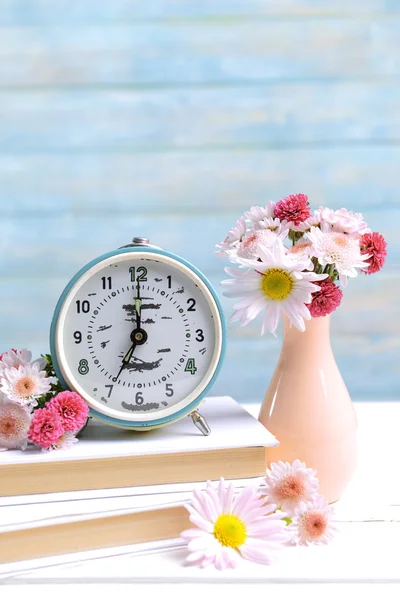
xmin=0 ymin=349 xmax=88 ymax=452
xmin=216 ymin=194 xmax=387 ymax=335
xmin=181 ymin=460 xmax=336 ymax=571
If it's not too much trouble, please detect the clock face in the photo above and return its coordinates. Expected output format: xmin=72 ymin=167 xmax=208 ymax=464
xmin=53 ymin=251 xmax=223 ymax=424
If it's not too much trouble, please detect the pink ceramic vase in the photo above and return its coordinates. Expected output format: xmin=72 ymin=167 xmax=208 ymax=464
xmin=258 ymin=314 xmax=357 ymax=503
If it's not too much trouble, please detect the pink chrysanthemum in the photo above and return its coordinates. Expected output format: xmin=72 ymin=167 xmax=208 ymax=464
xmin=49 ymin=391 xmax=89 ymax=432
xmin=181 ymin=478 xmax=288 ymax=570
xmin=263 ymin=460 xmax=319 ymax=517
xmin=0 ymin=402 xmax=31 ymax=450
xmin=274 ymin=194 xmax=312 ymax=226
xmin=288 ymin=495 xmax=337 ymax=545
xmin=360 ymin=232 xmax=387 ymax=274
xmin=306 ymin=279 xmax=343 ymax=318
xmin=28 ymin=407 xmax=64 ymax=450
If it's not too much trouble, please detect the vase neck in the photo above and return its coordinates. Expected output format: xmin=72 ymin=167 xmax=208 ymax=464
xmin=282 ymin=314 xmax=331 ymax=345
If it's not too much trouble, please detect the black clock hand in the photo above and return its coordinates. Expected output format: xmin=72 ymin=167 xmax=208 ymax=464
xmin=113 ymin=341 xmax=137 ymax=382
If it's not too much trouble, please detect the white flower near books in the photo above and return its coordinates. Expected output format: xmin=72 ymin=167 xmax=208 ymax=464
xmin=262 ymin=459 xmax=319 ymax=517
xmin=181 ymin=461 xmax=337 ymax=570
xmin=181 ymin=478 xmax=288 ymax=569
xmin=288 ymin=495 xmax=337 ymax=546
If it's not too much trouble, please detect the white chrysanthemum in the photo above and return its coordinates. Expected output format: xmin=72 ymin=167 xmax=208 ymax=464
xmin=181 ymin=478 xmax=288 ymax=569
xmin=0 ymin=349 xmax=46 ymax=376
xmin=306 ymin=226 xmax=371 ymax=286
xmin=0 ymin=402 xmax=31 ymax=450
xmin=288 ymin=495 xmax=337 ymax=546
xmin=222 ymin=241 xmax=327 ymax=335
xmin=237 ymin=223 xmax=289 ymax=260
xmin=48 ymin=431 xmax=79 ymax=451
xmin=287 ymin=240 xmax=314 ymax=270
xmin=215 ymin=216 xmax=248 ymax=258
xmin=263 ymin=460 xmax=319 ymax=517
xmin=315 ymin=206 xmax=370 ymax=236
xmin=290 ymin=213 xmax=321 ymax=233
xmin=244 ymin=201 xmax=276 ymax=225
xmin=0 ymin=364 xmax=56 ymax=407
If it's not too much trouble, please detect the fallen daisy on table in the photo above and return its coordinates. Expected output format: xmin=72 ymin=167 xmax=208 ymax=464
xmin=181 ymin=461 xmax=337 ymax=570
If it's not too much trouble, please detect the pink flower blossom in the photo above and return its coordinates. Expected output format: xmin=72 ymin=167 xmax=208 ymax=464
xmin=0 ymin=402 xmax=31 ymax=450
xmin=28 ymin=407 xmax=64 ymax=449
xmin=0 ymin=349 xmax=18 ymax=362
xmin=263 ymin=460 xmax=319 ymax=517
xmin=49 ymin=391 xmax=89 ymax=432
xmin=274 ymin=194 xmax=312 ymax=226
xmin=306 ymin=279 xmax=343 ymax=318
xmin=360 ymin=232 xmax=387 ymax=274
xmin=288 ymin=495 xmax=337 ymax=545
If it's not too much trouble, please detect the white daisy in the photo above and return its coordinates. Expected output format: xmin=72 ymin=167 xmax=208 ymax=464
xmin=315 ymin=206 xmax=370 ymax=236
xmin=215 ymin=216 xmax=248 ymax=258
xmin=290 ymin=212 xmax=321 ymax=233
xmin=0 ymin=363 xmax=56 ymax=407
xmin=237 ymin=223 xmax=288 ymax=260
xmin=244 ymin=201 xmax=276 ymax=225
xmin=288 ymin=495 xmax=337 ymax=545
xmin=287 ymin=240 xmax=314 ymax=270
xmin=181 ymin=478 xmax=288 ymax=569
xmin=221 ymin=241 xmax=327 ymax=335
xmin=306 ymin=226 xmax=371 ymax=286
xmin=262 ymin=460 xmax=319 ymax=517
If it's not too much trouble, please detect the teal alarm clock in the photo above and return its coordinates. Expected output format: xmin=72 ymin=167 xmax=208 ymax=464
xmin=50 ymin=238 xmax=226 ymax=435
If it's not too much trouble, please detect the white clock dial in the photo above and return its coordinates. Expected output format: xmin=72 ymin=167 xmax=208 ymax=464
xmin=54 ymin=252 xmax=223 ymax=423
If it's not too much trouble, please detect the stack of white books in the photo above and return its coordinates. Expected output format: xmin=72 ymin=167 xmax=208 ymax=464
xmin=0 ymin=396 xmax=277 ymax=575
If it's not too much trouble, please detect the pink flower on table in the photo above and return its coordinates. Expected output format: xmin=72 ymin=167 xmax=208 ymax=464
xmin=49 ymin=391 xmax=89 ymax=432
xmin=181 ymin=478 xmax=288 ymax=569
xmin=360 ymin=232 xmax=387 ymax=274
xmin=0 ymin=402 xmax=31 ymax=450
xmin=288 ymin=495 xmax=337 ymax=545
xmin=274 ymin=194 xmax=312 ymax=226
xmin=306 ymin=279 xmax=343 ymax=318
xmin=28 ymin=407 xmax=64 ymax=450
xmin=263 ymin=460 xmax=319 ymax=517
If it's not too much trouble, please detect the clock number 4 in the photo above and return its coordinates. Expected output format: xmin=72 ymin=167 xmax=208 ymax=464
xmin=185 ymin=358 xmax=197 ymax=375
xmin=129 ymin=266 xmax=147 ymax=282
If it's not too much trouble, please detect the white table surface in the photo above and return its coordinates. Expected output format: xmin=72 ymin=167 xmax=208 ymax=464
xmin=1 ymin=401 xmax=400 ymax=587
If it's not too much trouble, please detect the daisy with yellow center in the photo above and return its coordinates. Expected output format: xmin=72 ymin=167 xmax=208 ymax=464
xmin=222 ymin=241 xmax=327 ymax=335
xmin=181 ymin=478 xmax=288 ymax=570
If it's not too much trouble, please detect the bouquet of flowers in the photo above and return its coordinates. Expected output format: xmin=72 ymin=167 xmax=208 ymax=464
xmin=0 ymin=349 xmax=88 ymax=452
xmin=216 ymin=193 xmax=387 ymax=335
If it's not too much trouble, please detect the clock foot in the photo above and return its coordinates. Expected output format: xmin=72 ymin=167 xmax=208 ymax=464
xmin=190 ymin=410 xmax=211 ymax=436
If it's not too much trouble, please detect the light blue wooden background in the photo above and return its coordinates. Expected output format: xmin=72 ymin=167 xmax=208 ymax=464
xmin=0 ymin=1 xmax=398 ymax=403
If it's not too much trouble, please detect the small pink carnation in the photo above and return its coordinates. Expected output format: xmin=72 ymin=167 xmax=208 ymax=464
xmin=28 ymin=407 xmax=64 ymax=449
xmin=307 ymin=279 xmax=343 ymax=318
xmin=49 ymin=391 xmax=89 ymax=432
xmin=274 ymin=193 xmax=312 ymax=226
xmin=360 ymin=232 xmax=387 ymax=274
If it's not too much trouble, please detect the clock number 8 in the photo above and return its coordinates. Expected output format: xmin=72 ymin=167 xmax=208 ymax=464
xmin=78 ymin=359 xmax=89 ymax=375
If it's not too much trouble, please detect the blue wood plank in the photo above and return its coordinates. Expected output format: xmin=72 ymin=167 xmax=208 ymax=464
xmin=0 ymin=148 xmax=400 ymax=216
xmin=1 ymin=83 xmax=400 ymax=151
xmin=0 ymin=1 xmax=398 ymax=26
xmin=0 ymin=210 xmax=396 ymax=280
xmin=0 ymin=20 xmax=400 ymax=87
